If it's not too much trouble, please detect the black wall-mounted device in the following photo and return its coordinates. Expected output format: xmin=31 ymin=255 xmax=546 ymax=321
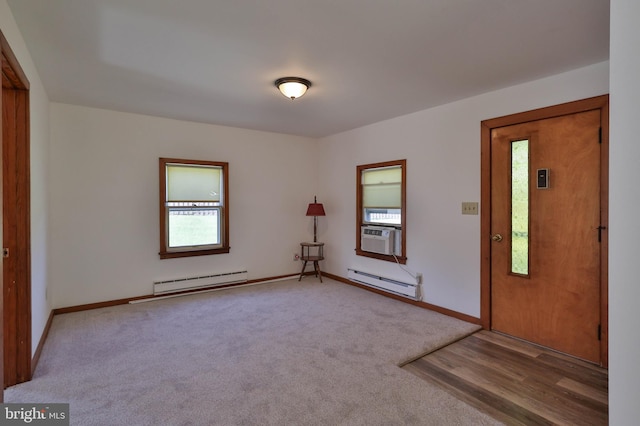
xmin=537 ymin=168 xmax=550 ymax=189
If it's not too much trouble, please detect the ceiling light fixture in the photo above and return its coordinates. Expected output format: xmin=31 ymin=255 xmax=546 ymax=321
xmin=275 ymin=77 xmax=311 ymax=100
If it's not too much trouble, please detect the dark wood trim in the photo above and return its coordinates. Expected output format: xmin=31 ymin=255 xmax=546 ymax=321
xmin=53 ymin=273 xmax=299 ymax=315
xmin=599 ymin=100 xmax=609 ymax=367
xmin=480 ymin=120 xmax=492 ymax=330
xmin=246 ymin=273 xmax=298 ymax=284
xmin=0 ymin=34 xmax=3 ymax=404
xmin=159 ymin=247 xmax=231 ymax=259
xmin=354 ymin=249 xmax=407 ymax=264
xmin=1 ymin=33 xmax=30 ymax=91
xmin=159 ymin=158 xmax=230 ymax=259
xmin=1 ymin=29 xmax=31 ymax=390
xmin=159 ymin=158 xmax=165 ymax=255
xmin=31 ymin=310 xmax=54 ymax=376
xmin=54 ymin=295 xmax=152 ymax=315
xmin=355 ymin=159 xmax=407 ymax=264
xmin=324 ymin=272 xmax=481 ymax=325
xmin=481 ymin=95 xmax=609 ymax=130
xmin=480 ymin=94 xmax=609 ymax=367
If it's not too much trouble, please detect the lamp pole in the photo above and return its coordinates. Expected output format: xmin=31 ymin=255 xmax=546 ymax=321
xmin=313 ymin=216 xmax=318 ymax=242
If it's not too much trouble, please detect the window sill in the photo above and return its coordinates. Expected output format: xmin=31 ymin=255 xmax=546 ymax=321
xmin=159 ymin=247 xmax=230 ymax=259
xmin=355 ymin=249 xmax=406 ymax=264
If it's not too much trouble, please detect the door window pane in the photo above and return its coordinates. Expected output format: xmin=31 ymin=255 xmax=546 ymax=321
xmin=511 ymin=140 xmax=529 ymax=275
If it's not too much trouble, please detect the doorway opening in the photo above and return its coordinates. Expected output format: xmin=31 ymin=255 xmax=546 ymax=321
xmin=1 ymin=29 xmax=32 ymax=392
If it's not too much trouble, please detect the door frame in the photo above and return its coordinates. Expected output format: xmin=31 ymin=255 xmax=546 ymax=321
xmin=480 ymin=95 xmax=609 ymax=367
xmin=1 ymin=29 xmax=32 ymax=391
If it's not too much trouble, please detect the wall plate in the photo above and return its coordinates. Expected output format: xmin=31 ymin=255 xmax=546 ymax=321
xmin=462 ymin=202 xmax=478 ymax=215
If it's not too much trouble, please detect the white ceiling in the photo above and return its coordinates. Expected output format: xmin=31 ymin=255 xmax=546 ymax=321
xmin=7 ymin=0 xmax=609 ymax=138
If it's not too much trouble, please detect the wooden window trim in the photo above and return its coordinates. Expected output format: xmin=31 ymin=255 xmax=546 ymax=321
xmin=159 ymin=158 xmax=230 ymax=259
xmin=356 ymin=159 xmax=407 ymax=263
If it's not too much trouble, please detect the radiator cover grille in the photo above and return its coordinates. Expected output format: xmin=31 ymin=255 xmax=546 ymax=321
xmin=153 ymin=270 xmax=248 ymax=295
xmin=347 ymin=269 xmax=421 ymax=301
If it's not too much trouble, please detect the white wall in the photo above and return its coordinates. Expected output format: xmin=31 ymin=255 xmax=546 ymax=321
xmin=4 ymin=2 xmax=639 ymax=420
xmin=317 ymin=61 xmax=609 ymax=318
xmin=0 ymin=0 xmax=51 ymax=356
xmin=609 ymin=0 xmax=640 ymax=423
xmin=49 ymin=104 xmax=317 ymax=308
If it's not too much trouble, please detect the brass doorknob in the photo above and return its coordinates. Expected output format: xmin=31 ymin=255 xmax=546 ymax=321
xmin=491 ymin=234 xmax=503 ymax=242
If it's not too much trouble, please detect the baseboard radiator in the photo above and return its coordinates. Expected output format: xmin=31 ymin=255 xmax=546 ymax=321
xmin=153 ymin=270 xmax=248 ymax=295
xmin=347 ymin=269 xmax=421 ymax=301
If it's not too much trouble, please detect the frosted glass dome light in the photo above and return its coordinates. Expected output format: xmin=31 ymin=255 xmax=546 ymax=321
xmin=275 ymin=77 xmax=312 ymax=100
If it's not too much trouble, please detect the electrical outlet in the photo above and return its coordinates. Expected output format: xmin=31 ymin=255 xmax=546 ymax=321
xmin=461 ymin=202 xmax=478 ymax=215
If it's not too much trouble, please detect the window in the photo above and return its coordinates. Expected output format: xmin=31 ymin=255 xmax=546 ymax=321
xmin=511 ymin=139 xmax=529 ymax=275
xmin=159 ymin=158 xmax=229 ymax=259
xmin=356 ymin=159 xmax=406 ymax=263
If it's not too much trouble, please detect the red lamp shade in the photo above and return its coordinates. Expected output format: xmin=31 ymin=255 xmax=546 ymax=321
xmin=306 ymin=202 xmax=326 ymax=217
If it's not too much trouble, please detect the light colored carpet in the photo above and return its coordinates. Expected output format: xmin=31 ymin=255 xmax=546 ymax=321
xmin=6 ymin=278 xmax=501 ymax=425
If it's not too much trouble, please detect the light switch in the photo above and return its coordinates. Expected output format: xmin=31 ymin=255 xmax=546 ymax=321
xmin=462 ymin=202 xmax=478 ymax=215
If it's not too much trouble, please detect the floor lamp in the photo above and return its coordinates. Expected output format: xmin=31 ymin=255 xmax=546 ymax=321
xmin=306 ymin=196 xmax=326 ymax=242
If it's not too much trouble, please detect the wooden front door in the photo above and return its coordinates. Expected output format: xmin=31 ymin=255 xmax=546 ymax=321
xmin=481 ymin=96 xmax=608 ymax=365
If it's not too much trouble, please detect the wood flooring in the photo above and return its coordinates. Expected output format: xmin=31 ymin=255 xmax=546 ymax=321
xmin=402 ymin=330 xmax=608 ymax=425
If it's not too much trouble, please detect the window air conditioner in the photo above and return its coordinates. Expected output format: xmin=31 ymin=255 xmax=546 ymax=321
xmin=361 ymin=226 xmax=395 ymax=255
